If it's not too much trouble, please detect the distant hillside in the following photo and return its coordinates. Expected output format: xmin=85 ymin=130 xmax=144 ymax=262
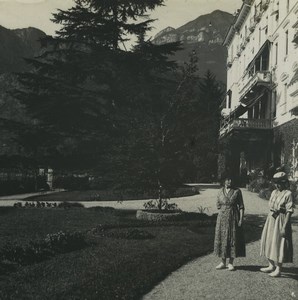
xmin=0 ymin=26 xmax=45 ymax=74
xmin=153 ymin=10 xmax=234 ymax=83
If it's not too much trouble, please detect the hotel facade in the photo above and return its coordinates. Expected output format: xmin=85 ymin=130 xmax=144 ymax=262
xmin=219 ymin=0 xmax=298 ymax=184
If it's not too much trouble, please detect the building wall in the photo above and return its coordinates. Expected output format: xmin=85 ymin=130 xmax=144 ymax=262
xmin=221 ymin=0 xmax=298 ymax=180
xmin=225 ymin=0 xmax=298 ymax=126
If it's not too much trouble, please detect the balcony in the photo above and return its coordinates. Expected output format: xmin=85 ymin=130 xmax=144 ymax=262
xmin=255 ymin=12 xmax=262 ymax=23
xmin=238 ymin=71 xmax=271 ymax=98
xmin=240 ymin=41 xmax=246 ymax=50
xmin=261 ymin=0 xmax=270 ymax=11
xmin=220 ymin=118 xmax=272 ymax=138
xmin=249 ymin=17 xmax=256 ymax=32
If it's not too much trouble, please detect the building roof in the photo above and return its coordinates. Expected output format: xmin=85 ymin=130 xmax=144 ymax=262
xmin=223 ymin=0 xmax=253 ymax=47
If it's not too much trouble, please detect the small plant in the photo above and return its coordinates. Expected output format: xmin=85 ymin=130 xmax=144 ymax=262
xmin=197 ymin=206 xmax=209 ymax=214
xmin=144 ymin=198 xmax=179 ymax=211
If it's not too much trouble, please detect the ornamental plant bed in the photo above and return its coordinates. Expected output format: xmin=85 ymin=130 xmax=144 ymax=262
xmin=136 ymin=209 xmax=183 ymax=221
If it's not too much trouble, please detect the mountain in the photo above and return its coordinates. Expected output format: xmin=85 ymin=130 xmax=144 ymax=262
xmin=0 ymin=26 xmax=46 ymax=74
xmin=152 ymin=10 xmax=234 ymax=83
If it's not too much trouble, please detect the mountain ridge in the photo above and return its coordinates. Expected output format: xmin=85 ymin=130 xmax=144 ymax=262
xmin=0 ymin=25 xmax=46 ymax=74
xmin=152 ymin=10 xmax=234 ymax=83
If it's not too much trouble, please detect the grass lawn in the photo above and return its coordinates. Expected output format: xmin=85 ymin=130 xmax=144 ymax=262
xmin=24 ymin=186 xmax=200 ymax=202
xmin=0 ymin=207 xmax=262 ymax=300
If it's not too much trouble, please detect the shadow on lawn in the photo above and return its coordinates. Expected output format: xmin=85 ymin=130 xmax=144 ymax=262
xmin=0 ymin=262 xmax=17 ymax=276
xmin=235 ymin=266 xmax=298 ymax=279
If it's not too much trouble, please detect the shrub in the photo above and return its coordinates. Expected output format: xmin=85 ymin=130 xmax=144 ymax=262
xmin=53 ymin=175 xmax=90 ymax=190
xmin=248 ymin=177 xmax=270 ymax=193
xmin=0 ymin=231 xmax=87 ymax=265
xmin=57 ymin=202 xmax=84 ymax=209
xmin=103 ymin=228 xmax=155 ymax=240
xmin=44 ymin=231 xmax=86 ymax=253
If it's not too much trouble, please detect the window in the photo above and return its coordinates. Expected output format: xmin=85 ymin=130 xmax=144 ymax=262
xmin=284 ymin=83 xmax=288 ymax=110
xmin=275 ymin=42 xmax=278 ymax=65
xmin=227 ymin=90 xmax=232 ymax=109
xmin=285 ymin=30 xmax=289 ymax=56
xmin=272 ymin=90 xmax=277 ymax=118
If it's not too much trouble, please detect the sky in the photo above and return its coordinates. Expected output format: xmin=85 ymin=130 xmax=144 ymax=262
xmin=0 ymin=0 xmax=241 ymax=38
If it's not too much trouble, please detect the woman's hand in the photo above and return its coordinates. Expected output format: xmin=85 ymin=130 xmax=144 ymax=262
xmin=238 ymin=220 xmax=243 ymax=227
xmin=280 ymin=227 xmax=286 ymax=237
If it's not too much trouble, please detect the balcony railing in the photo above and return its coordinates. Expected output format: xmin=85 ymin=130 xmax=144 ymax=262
xmin=238 ymin=71 xmax=271 ymax=97
xmin=220 ymin=118 xmax=272 ymax=137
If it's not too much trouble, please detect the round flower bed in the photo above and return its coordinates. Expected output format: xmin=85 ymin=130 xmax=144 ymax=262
xmin=136 ymin=209 xmax=183 ymax=222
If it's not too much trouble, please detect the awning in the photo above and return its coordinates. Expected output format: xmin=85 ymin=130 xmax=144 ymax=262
xmin=289 ymin=69 xmax=298 ymax=86
xmin=240 ymin=91 xmax=265 ymax=107
xmin=246 ymin=39 xmax=271 ymax=71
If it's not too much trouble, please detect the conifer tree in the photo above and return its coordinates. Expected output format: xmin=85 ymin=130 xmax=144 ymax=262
xmin=13 ymin=0 xmax=180 ymax=173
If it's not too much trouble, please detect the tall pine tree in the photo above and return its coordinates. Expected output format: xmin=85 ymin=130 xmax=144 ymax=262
xmin=13 ymin=0 xmax=180 ymax=175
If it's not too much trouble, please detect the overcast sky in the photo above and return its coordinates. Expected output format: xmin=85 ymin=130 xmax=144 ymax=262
xmin=0 ymin=0 xmax=241 ymax=38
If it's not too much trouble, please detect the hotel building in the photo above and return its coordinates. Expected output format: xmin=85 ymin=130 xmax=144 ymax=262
xmin=219 ymin=0 xmax=298 ymax=183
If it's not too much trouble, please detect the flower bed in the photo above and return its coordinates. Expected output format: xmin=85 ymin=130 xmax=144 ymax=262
xmin=136 ymin=209 xmax=183 ymax=221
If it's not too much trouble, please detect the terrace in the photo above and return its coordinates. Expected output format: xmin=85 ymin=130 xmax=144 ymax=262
xmin=220 ymin=117 xmax=272 ymax=138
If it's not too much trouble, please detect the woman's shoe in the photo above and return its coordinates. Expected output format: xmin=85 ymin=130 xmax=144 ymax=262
xmin=260 ymin=266 xmax=275 ymax=273
xmin=269 ymin=270 xmax=281 ymax=277
xmin=227 ymin=264 xmax=235 ymax=271
xmin=215 ymin=262 xmax=226 ymax=270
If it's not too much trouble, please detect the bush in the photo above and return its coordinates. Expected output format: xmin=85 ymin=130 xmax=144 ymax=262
xmin=53 ymin=175 xmax=90 ymax=190
xmin=248 ymin=177 xmax=271 ymax=193
xmin=0 ymin=231 xmax=87 ymax=265
xmin=0 ymin=176 xmax=48 ymax=196
xmin=289 ymin=181 xmax=298 ymax=204
xmin=102 ymin=228 xmax=155 ymax=240
xmin=57 ymin=202 xmax=85 ymax=209
xmin=44 ymin=231 xmax=86 ymax=253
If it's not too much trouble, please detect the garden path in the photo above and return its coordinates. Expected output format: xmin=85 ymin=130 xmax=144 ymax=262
xmin=142 ymin=188 xmax=298 ymax=300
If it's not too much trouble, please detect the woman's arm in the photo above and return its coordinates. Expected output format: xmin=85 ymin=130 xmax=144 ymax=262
xmin=237 ymin=189 xmax=245 ymax=226
xmin=281 ymin=212 xmax=291 ymax=237
xmin=238 ymin=208 xmax=244 ymax=227
xmin=281 ymin=191 xmax=294 ymax=237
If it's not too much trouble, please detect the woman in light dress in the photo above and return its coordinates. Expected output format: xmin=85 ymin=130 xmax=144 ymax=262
xmin=214 ymin=174 xmax=246 ymax=271
xmin=260 ymin=172 xmax=294 ymax=277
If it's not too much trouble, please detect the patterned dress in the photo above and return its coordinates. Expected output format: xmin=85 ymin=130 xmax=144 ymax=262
xmin=214 ymin=188 xmax=246 ymax=258
xmin=260 ymin=189 xmax=294 ymax=263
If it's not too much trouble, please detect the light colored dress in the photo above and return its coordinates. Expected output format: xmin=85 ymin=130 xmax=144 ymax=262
xmin=260 ymin=189 xmax=294 ymax=263
xmin=214 ymin=188 xmax=246 ymax=258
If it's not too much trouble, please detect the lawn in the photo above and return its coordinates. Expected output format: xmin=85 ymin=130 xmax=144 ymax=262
xmin=24 ymin=185 xmax=200 ymax=202
xmin=0 ymin=207 xmax=262 ymax=300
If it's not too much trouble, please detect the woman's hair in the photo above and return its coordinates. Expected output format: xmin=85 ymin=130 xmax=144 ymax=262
xmin=219 ymin=171 xmax=236 ymax=187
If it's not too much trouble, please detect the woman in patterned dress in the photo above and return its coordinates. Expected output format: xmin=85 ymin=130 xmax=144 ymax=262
xmin=214 ymin=175 xmax=246 ymax=271
xmin=260 ymin=172 xmax=294 ymax=277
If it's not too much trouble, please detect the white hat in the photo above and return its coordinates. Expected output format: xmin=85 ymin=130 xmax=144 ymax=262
xmin=272 ymin=172 xmax=288 ymax=182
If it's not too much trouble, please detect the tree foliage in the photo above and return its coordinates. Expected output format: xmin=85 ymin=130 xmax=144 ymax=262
xmin=12 ymin=0 xmax=180 ymax=174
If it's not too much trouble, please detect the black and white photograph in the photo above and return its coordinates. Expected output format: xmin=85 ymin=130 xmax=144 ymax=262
xmin=0 ymin=0 xmax=297 ymax=299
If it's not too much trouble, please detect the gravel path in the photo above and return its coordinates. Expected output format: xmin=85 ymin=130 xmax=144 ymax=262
xmin=143 ymin=189 xmax=298 ymax=300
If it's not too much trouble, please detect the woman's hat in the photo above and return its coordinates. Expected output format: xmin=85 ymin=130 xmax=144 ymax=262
xmin=272 ymin=172 xmax=288 ymax=183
